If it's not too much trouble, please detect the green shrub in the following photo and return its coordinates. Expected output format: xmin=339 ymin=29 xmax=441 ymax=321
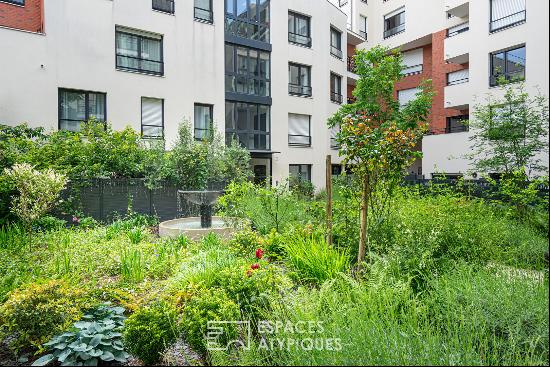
xmin=34 ymin=216 xmax=66 ymax=232
xmin=179 ymin=287 xmax=241 ymax=354
xmin=123 ymin=301 xmax=179 ymax=365
xmin=0 ymin=280 xmax=87 ymax=352
xmin=127 ymin=227 xmax=146 ymax=244
xmin=77 ymin=216 xmax=99 ymax=230
xmin=0 ymin=224 xmax=26 ymax=251
xmin=33 ymin=304 xmax=129 ymax=366
xmin=284 ymin=233 xmax=349 ymax=284
xmin=120 ymin=248 xmax=144 ymax=283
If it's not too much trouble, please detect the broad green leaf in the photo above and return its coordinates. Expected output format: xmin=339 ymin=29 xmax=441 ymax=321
xmin=30 ymin=354 xmax=55 ymax=366
xmin=99 ymin=351 xmax=115 ymax=362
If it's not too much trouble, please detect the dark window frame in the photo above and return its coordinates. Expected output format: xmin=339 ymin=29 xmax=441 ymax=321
xmin=288 ymin=62 xmax=312 ymax=97
xmin=446 ymin=115 xmax=469 ymax=134
xmin=152 ymin=0 xmax=175 ymax=14
xmin=1 ymin=0 xmax=24 ymax=5
xmin=225 ymin=101 xmax=271 ymax=151
xmin=58 ymin=88 xmax=107 ymax=132
xmin=288 ymin=11 xmax=312 ymax=47
xmin=330 ymin=26 xmax=343 ymax=59
xmin=115 ymin=28 xmax=164 ymax=76
xmin=141 ymin=97 xmax=165 ymax=139
xmin=383 ymin=8 xmax=406 ymax=39
xmin=194 ymin=103 xmax=214 ymax=141
xmin=194 ymin=0 xmax=214 ymax=23
xmin=289 ymin=164 xmax=312 ymax=183
xmin=288 ymin=114 xmax=312 ymax=147
xmin=330 ymin=72 xmax=343 ymax=104
xmin=225 ymin=0 xmax=270 ymax=43
xmin=489 ymin=44 xmax=526 ymax=87
xmin=489 ymin=0 xmax=526 ymax=33
xmin=225 ymin=43 xmax=271 ymax=97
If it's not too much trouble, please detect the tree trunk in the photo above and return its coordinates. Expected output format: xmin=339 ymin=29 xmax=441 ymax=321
xmin=358 ymin=175 xmax=369 ymax=267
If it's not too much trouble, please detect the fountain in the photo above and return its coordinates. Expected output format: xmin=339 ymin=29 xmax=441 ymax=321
xmin=158 ymin=190 xmax=241 ymax=240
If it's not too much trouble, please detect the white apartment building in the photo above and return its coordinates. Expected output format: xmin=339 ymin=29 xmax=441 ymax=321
xmin=0 ymin=0 xmax=548 ymax=188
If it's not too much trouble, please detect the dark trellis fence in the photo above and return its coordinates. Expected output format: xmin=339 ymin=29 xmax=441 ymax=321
xmin=60 ymin=179 xmax=228 ymax=223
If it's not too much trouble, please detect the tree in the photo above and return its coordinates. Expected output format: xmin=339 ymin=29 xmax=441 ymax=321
xmin=328 ymin=46 xmax=434 ymax=266
xmin=4 ymin=163 xmax=67 ymax=247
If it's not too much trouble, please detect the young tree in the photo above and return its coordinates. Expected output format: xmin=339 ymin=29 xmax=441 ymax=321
xmin=328 ymin=46 xmax=434 ymax=266
xmin=4 ymin=163 xmax=67 ymax=247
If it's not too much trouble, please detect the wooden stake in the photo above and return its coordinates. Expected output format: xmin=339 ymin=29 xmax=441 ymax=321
xmin=326 ymin=155 xmax=333 ymax=247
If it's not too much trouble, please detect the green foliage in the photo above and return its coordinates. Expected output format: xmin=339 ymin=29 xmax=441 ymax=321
xmin=120 ymin=248 xmax=144 ymax=283
xmin=35 ymin=216 xmax=67 ymax=232
xmin=0 ymin=224 xmax=26 ymax=251
xmin=32 ymin=304 xmax=129 ymax=366
xmin=179 ymin=287 xmax=241 ymax=354
xmin=283 ymin=233 xmax=350 ymax=284
xmin=0 ymin=280 xmax=87 ymax=352
xmin=123 ymin=301 xmax=178 ymax=365
xmin=289 ymin=176 xmax=315 ymax=200
xmin=127 ymin=227 xmax=146 ymax=244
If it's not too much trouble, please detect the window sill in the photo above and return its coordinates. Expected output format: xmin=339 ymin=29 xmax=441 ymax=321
xmin=289 ymin=93 xmax=313 ymax=99
xmin=116 ymin=68 xmax=165 ymax=78
xmin=289 ymin=41 xmax=312 ymax=49
xmin=152 ymin=9 xmax=175 ymax=16
xmin=194 ymin=18 xmax=214 ymax=25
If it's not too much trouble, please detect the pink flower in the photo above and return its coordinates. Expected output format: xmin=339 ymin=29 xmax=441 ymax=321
xmin=72 ymin=216 xmax=80 ymax=224
xmin=256 ymin=248 xmax=264 ymax=259
xmin=251 ymin=263 xmax=260 ymax=270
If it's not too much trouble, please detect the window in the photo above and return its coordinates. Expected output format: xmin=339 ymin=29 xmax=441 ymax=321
xmin=288 ymin=63 xmax=312 ymax=97
xmin=447 ymin=22 xmax=469 ymax=37
xmin=288 ymin=11 xmax=311 ymax=47
xmin=194 ymin=104 xmax=213 ymax=140
xmin=288 ymin=114 xmax=311 ymax=147
xmin=195 ymin=0 xmax=213 ymax=23
xmin=330 ymin=126 xmax=340 ymax=149
xmin=2 ymin=0 xmax=24 ymax=5
xmin=152 ymin=0 xmax=174 ymax=14
xmin=359 ymin=15 xmax=367 ymax=39
xmin=447 ymin=69 xmax=469 ymax=85
xmin=141 ymin=97 xmax=164 ymax=139
xmin=289 ymin=164 xmax=312 ymax=182
xmin=490 ymin=45 xmax=525 ymax=86
xmin=446 ymin=115 xmax=469 ymax=133
xmin=225 ymin=101 xmax=270 ymax=150
xmin=384 ymin=7 xmax=405 ymax=39
xmin=402 ymin=48 xmax=423 ymax=75
xmin=116 ymin=27 xmax=163 ymax=76
xmin=490 ymin=0 xmax=526 ymax=33
xmin=225 ymin=44 xmax=270 ymax=97
xmin=225 ymin=0 xmax=270 ymax=43
xmin=397 ymin=87 xmax=419 ymax=106
xmin=331 ymin=164 xmax=342 ymax=176
xmin=330 ymin=73 xmax=343 ymax=104
xmin=330 ymin=27 xmax=342 ymax=59
xmin=58 ymin=89 xmax=106 ymax=132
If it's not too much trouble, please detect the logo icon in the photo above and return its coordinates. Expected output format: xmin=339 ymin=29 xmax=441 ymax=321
xmin=206 ymin=321 xmax=251 ymax=351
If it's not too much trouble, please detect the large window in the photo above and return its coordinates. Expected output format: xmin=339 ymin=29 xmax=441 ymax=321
xmin=359 ymin=15 xmax=367 ymax=39
xmin=194 ymin=104 xmax=213 ymax=140
xmin=490 ymin=45 xmax=525 ymax=86
xmin=398 ymin=87 xmax=419 ymax=106
xmin=152 ymin=0 xmax=174 ymax=14
xmin=288 ymin=63 xmax=311 ymax=97
xmin=402 ymin=48 xmax=423 ymax=75
xmin=59 ymin=89 xmax=106 ymax=132
xmin=330 ymin=73 xmax=343 ymax=104
xmin=141 ymin=97 xmax=164 ymax=139
xmin=289 ymin=164 xmax=312 ymax=183
xmin=225 ymin=44 xmax=270 ymax=97
xmin=288 ymin=114 xmax=311 ymax=147
xmin=288 ymin=11 xmax=311 ymax=47
xmin=490 ymin=0 xmax=526 ymax=33
xmin=225 ymin=0 xmax=270 ymax=43
xmin=225 ymin=101 xmax=270 ymax=150
xmin=384 ymin=7 xmax=405 ymax=39
xmin=116 ymin=27 xmax=163 ymax=76
xmin=195 ymin=0 xmax=213 ymax=23
xmin=330 ymin=27 xmax=342 ymax=59
xmin=446 ymin=115 xmax=469 ymax=133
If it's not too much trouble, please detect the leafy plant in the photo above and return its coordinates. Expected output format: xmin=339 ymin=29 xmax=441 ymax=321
xmin=120 ymin=249 xmax=144 ymax=283
xmin=32 ymin=303 xmax=129 ymax=366
xmin=0 ymin=224 xmax=26 ymax=251
xmin=123 ymin=301 xmax=179 ymax=365
xmin=127 ymin=227 xmax=146 ymax=244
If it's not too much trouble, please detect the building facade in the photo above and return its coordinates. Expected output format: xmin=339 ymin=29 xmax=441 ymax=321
xmin=0 ymin=0 xmax=548 ymax=187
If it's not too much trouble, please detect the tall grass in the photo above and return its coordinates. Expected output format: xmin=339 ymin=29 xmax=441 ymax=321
xmin=121 ymin=248 xmax=144 ymax=283
xmin=284 ymin=234 xmax=349 ymax=284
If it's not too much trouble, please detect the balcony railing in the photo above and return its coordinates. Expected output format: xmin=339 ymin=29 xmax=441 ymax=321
xmin=402 ymin=64 xmax=423 ymax=76
xmin=152 ymin=0 xmax=175 ymax=14
xmin=490 ymin=69 xmax=525 ymax=87
xmin=490 ymin=10 xmax=526 ymax=33
xmin=359 ymin=30 xmax=367 ymax=40
xmin=288 ymin=134 xmax=312 ymax=147
xmin=447 ymin=22 xmax=469 ymax=37
xmin=116 ymin=55 xmax=164 ymax=76
xmin=331 ymin=92 xmax=343 ymax=104
xmin=194 ymin=6 xmax=213 ymax=23
xmin=383 ymin=23 xmax=405 ymax=39
xmin=289 ymin=84 xmax=312 ymax=97
xmin=347 ymin=56 xmax=356 ymax=73
xmin=288 ymin=32 xmax=312 ymax=47
xmin=330 ymin=46 xmax=343 ymax=59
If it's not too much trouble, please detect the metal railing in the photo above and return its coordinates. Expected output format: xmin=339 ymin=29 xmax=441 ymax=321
xmin=447 ymin=22 xmax=469 ymax=37
xmin=288 ymin=84 xmax=312 ymax=97
xmin=330 ymin=46 xmax=343 ymax=59
xmin=152 ymin=0 xmax=174 ymax=14
xmin=288 ymin=32 xmax=312 ymax=47
xmin=359 ymin=30 xmax=367 ymax=40
xmin=347 ymin=56 xmax=356 ymax=73
xmin=194 ymin=6 xmax=213 ymax=23
xmin=116 ymin=55 xmax=164 ymax=76
xmin=331 ymin=92 xmax=343 ymax=104
xmin=288 ymin=134 xmax=312 ymax=147
xmin=383 ymin=23 xmax=405 ymax=39
xmin=490 ymin=10 xmax=526 ymax=33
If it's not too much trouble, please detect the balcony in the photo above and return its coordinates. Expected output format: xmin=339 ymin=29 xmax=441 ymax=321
xmin=383 ymin=23 xmax=405 ymax=39
xmin=490 ymin=10 xmax=526 ymax=33
xmin=445 ymin=0 xmax=469 ymax=18
xmin=445 ymin=79 xmax=470 ymax=110
xmin=447 ymin=22 xmax=469 ymax=37
xmin=152 ymin=0 xmax=175 ymax=14
xmin=347 ymin=56 xmax=356 ymax=73
xmin=444 ymin=25 xmax=470 ymax=64
xmin=331 ymin=92 xmax=343 ymax=104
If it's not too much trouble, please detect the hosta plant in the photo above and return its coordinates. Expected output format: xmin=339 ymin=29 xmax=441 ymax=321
xmin=32 ymin=303 xmax=129 ymax=366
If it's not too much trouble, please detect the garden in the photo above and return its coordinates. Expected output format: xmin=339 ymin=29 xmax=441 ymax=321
xmin=0 ymin=46 xmax=548 ymax=366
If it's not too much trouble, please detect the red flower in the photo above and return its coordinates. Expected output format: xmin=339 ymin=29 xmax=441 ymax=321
xmin=251 ymin=263 xmax=260 ymax=270
xmin=255 ymin=248 xmax=264 ymax=259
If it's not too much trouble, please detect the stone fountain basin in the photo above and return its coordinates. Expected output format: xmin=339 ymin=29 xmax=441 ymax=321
xmin=159 ymin=216 xmax=239 ymax=241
